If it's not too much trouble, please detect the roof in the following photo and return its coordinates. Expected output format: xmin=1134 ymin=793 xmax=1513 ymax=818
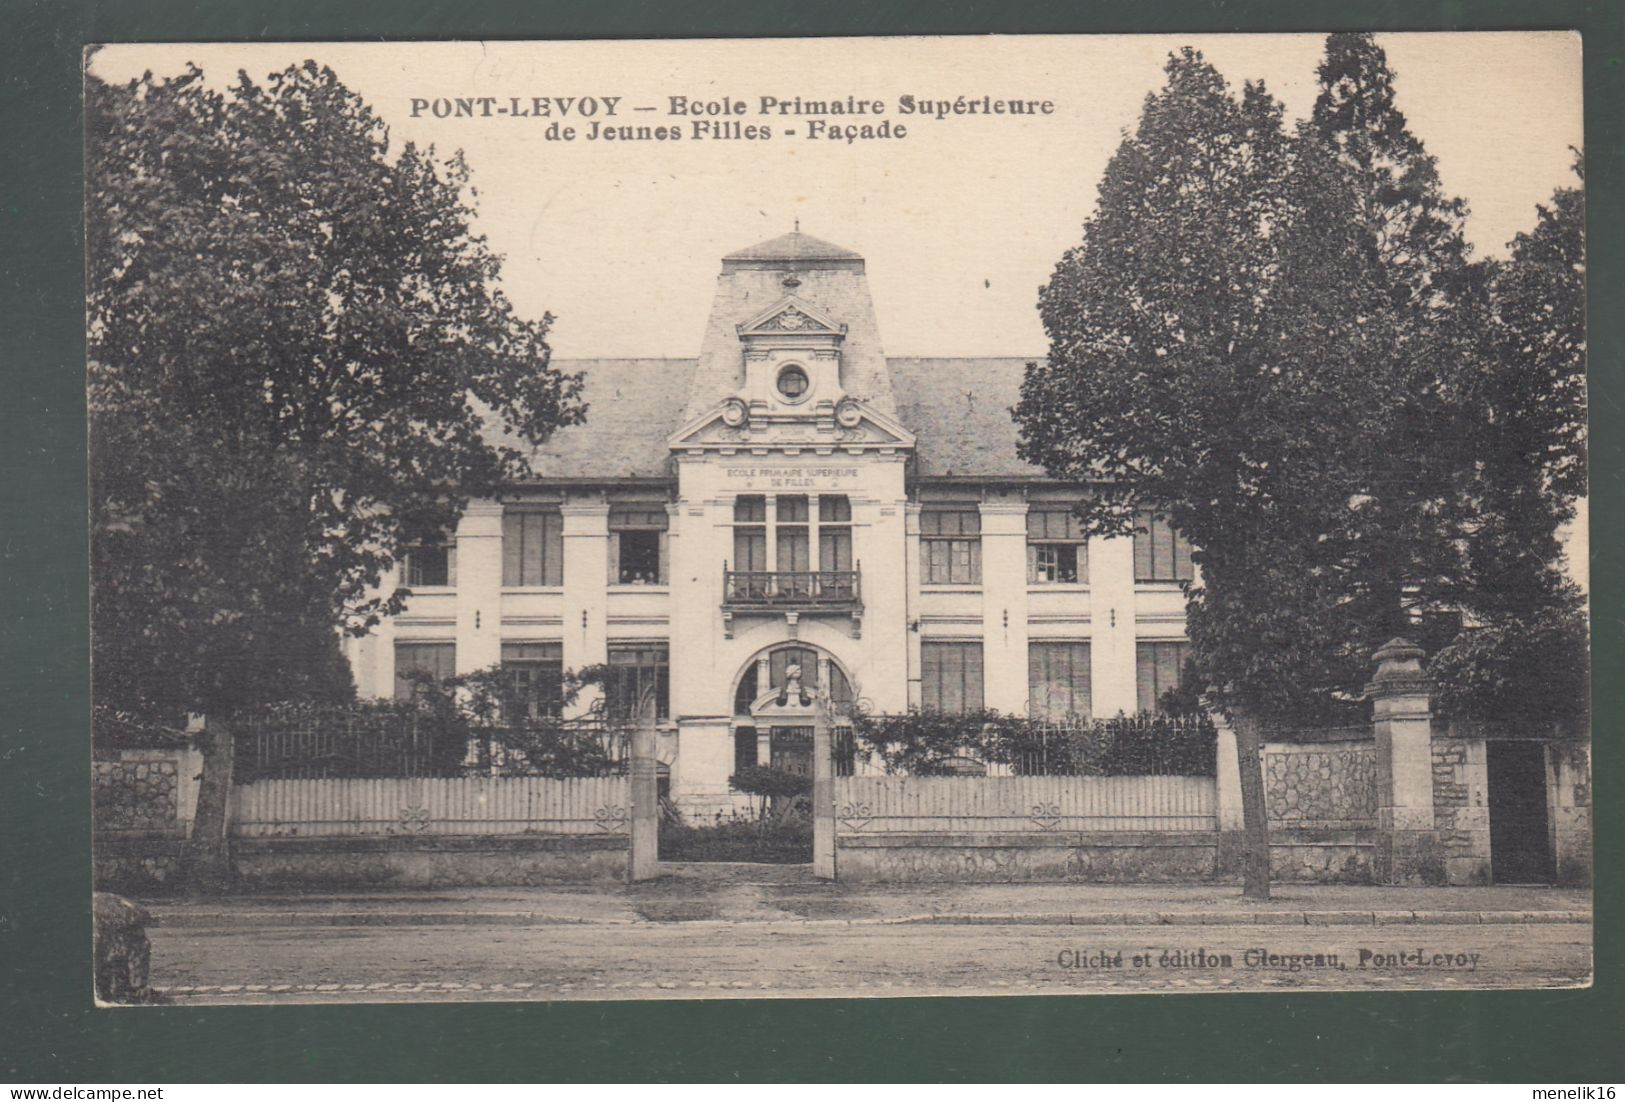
xmin=723 ymin=231 xmax=863 ymax=263
xmin=492 ymin=356 xmax=1054 ymax=483
xmin=485 ymin=359 xmax=698 ymax=481
xmin=889 ymin=357 xmax=1050 ymax=479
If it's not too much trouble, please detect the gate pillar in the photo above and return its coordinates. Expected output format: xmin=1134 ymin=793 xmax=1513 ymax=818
xmin=629 ymin=719 xmax=660 ymax=881
xmin=1368 ymin=638 xmax=1441 ymax=884
xmin=812 ymin=699 xmax=836 ymax=880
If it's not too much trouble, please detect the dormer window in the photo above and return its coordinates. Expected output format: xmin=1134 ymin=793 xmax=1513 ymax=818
xmin=776 ymin=364 xmax=809 ymax=401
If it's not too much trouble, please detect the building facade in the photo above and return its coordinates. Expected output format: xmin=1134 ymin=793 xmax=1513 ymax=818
xmin=344 ymin=231 xmax=1196 ymax=815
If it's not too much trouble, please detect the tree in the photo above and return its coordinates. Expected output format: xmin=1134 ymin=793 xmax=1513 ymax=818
xmin=1018 ymin=38 xmax=1587 ymax=898
xmin=87 ymin=62 xmax=586 ymax=721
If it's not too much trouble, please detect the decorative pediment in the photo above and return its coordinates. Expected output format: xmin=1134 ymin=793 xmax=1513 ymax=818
xmin=737 ymin=296 xmax=846 ymax=340
xmin=668 ymin=394 xmax=916 ymax=455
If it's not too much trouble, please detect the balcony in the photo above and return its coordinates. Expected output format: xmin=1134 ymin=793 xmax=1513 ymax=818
xmin=721 ymin=567 xmax=863 ymax=638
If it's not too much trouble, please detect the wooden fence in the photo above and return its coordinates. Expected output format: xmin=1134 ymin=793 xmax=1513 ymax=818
xmin=230 ymin=776 xmax=631 ymax=838
xmin=832 ymin=774 xmax=1217 ymax=834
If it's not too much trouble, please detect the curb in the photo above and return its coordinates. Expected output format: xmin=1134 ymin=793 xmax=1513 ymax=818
xmin=148 ymin=908 xmax=1591 ymax=929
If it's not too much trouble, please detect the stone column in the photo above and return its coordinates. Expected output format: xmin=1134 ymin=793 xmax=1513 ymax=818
xmin=453 ymin=499 xmax=505 ymax=676
xmin=1549 ymin=739 xmax=1592 ymax=886
xmin=1368 ymin=637 xmax=1441 ymax=884
xmin=561 ymin=497 xmax=610 ymax=715
xmin=978 ymin=499 xmax=1030 ymax=713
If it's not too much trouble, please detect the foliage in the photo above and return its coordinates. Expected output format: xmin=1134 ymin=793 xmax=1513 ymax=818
xmin=658 ymin=803 xmax=812 ymax=864
xmin=847 ymin=709 xmax=1216 ymax=776
xmin=729 ymin=766 xmax=813 ymax=800
xmin=1430 ymin=607 xmax=1589 ymax=726
xmin=87 ymin=62 xmax=586 ymax=722
xmin=234 ymin=664 xmax=629 ymax=779
xmin=1015 ymin=37 xmax=1586 ymax=726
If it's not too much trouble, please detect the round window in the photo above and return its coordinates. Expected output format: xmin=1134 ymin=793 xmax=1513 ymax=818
xmin=776 ymin=365 xmax=809 ymax=400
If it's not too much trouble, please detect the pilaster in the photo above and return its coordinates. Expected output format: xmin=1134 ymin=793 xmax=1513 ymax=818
xmin=453 ymin=499 xmax=505 ymax=676
xmin=978 ymin=499 xmax=1030 ymax=714
xmin=561 ymin=497 xmax=611 ymax=714
xmin=1089 ymin=533 xmax=1138 ymax=715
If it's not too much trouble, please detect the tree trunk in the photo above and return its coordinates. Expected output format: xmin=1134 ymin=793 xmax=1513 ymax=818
xmin=184 ymin=720 xmax=235 ymax=895
xmin=1232 ymin=709 xmax=1272 ymax=901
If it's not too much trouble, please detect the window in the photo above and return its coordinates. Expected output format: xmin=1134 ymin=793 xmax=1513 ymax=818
xmin=500 ymin=642 xmax=564 ymax=721
xmin=1027 ymin=508 xmax=1088 ymax=584
xmin=1134 ymin=514 xmax=1194 ymax=583
xmin=921 ymin=641 xmax=984 ymax=713
xmin=1029 ymin=642 xmax=1092 ymax=720
xmin=609 ymin=506 xmax=668 ymax=585
xmin=775 ymin=495 xmax=810 ymax=573
xmin=607 ymin=644 xmax=670 ymax=723
xmin=1137 ymin=641 xmax=1191 ymax=714
xmin=394 ymin=642 xmax=454 ymax=700
xmin=920 ymin=508 xmax=981 ymax=584
xmin=777 ymin=364 xmax=809 ymax=400
xmin=819 ymin=495 xmax=853 ymax=572
xmin=734 ymin=646 xmax=854 ymax=715
xmin=403 ymin=542 xmax=455 ymax=588
xmin=502 ymin=507 xmax=563 ymax=587
xmin=734 ymin=727 xmax=759 ymax=773
xmin=733 ymin=495 xmax=767 ymax=574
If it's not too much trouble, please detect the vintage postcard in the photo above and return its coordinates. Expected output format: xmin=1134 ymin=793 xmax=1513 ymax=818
xmin=85 ymin=33 xmax=1591 ymax=1004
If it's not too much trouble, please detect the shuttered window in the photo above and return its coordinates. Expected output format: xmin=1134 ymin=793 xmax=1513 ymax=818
xmin=607 ymin=643 xmax=670 ymax=723
xmin=1136 ymin=641 xmax=1191 ymax=714
xmin=394 ymin=642 xmax=455 ymax=700
xmin=1028 ymin=642 xmax=1092 ymax=720
xmin=1133 ymin=514 xmax=1194 ymax=583
xmin=921 ymin=641 xmax=984 ymax=713
xmin=502 ymin=507 xmax=564 ymax=587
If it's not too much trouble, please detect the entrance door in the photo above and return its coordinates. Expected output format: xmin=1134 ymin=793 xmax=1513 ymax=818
xmin=1487 ymin=741 xmax=1555 ymax=884
xmin=769 ymin=726 xmax=814 ymax=776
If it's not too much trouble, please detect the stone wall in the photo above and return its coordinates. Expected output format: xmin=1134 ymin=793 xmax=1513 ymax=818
xmin=231 ymin=834 xmax=628 ymax=889
xmin=1429 ymin=732 xmax=1491 ymax=885
xmin=94 ymin=757 xmax=179 ymax=830
xmin=835 ymin=832 xmax=1218 ymax=884
xmin=1263 ymin=741 xmax=1377 ymax=828
xmin=1550 ymin=740 xmax=1592 ymax=886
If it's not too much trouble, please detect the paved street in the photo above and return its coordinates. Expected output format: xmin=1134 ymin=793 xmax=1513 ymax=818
xmin=140 ymin=870 xmax=1592 ymax=1003
xmin=150 ymin=918 xmax=1590 ymax=1002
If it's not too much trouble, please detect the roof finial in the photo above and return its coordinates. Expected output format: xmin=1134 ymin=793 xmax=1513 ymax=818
xmin=794 ymin=217 xmax=800 ymax=233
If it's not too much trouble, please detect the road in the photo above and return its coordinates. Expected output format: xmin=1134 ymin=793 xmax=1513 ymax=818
xmin=149 ymin=918 xmax=1591 ymax=1002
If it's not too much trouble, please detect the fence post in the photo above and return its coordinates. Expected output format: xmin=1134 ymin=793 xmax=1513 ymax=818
xmin=1368 ymin=637 xmax=1440 ymax=884
xmin=629 ymin=717 xmax=659 ymax=881
xmin=812 ymin=697 xmax=836 ymax=880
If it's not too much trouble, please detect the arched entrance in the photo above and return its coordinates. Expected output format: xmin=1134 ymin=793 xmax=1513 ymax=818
xmin=730 ymin=644 xmax=854 ymax=777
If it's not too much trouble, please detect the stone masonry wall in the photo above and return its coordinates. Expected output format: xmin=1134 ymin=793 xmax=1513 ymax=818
xmin=93 ymin=758 xmax=179 ymax=830
xmin=1430 ymin=735 xmax=1490 ymax=884
xmin=1264 ymin=742 xmax=1377 ymax=827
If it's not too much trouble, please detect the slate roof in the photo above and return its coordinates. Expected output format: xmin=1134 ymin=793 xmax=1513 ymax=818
xmin=888 ymin=357 xmax=1051 ymax=480
xmin=493 ymin=356 xmax=1055 ymax=483
xmin=723 ymin=230 xmax=863 ymax=263
xmin=486 ymin=358 xmax=698 ymax=481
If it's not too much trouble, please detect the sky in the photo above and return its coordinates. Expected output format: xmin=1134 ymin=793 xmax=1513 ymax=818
xmin=91 ymin=33 xmax=1584 ymax=360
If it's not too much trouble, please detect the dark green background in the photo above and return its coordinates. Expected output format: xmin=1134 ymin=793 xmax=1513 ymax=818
xmin=4 ymin=0 xmax=1621 ymax=1082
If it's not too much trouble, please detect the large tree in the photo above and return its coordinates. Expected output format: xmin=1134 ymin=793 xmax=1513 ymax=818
xmin=88 ymin=62 xmax=585 ymax=721
xmin=1016 ymin=39 xmax=1585 ymax=898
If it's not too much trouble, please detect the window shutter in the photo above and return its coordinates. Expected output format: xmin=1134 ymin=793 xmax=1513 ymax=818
xmin=1026 ymin=544 xmax=1039 ymax=584
xmin=607 ymin=531 xmax=620 ymax=585
xmin=658 ymin=530 xmax=670 ymax=584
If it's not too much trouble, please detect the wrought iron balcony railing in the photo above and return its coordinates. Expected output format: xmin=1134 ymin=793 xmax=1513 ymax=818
xmin=722 ymin=568 xmax=862 ymax=608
